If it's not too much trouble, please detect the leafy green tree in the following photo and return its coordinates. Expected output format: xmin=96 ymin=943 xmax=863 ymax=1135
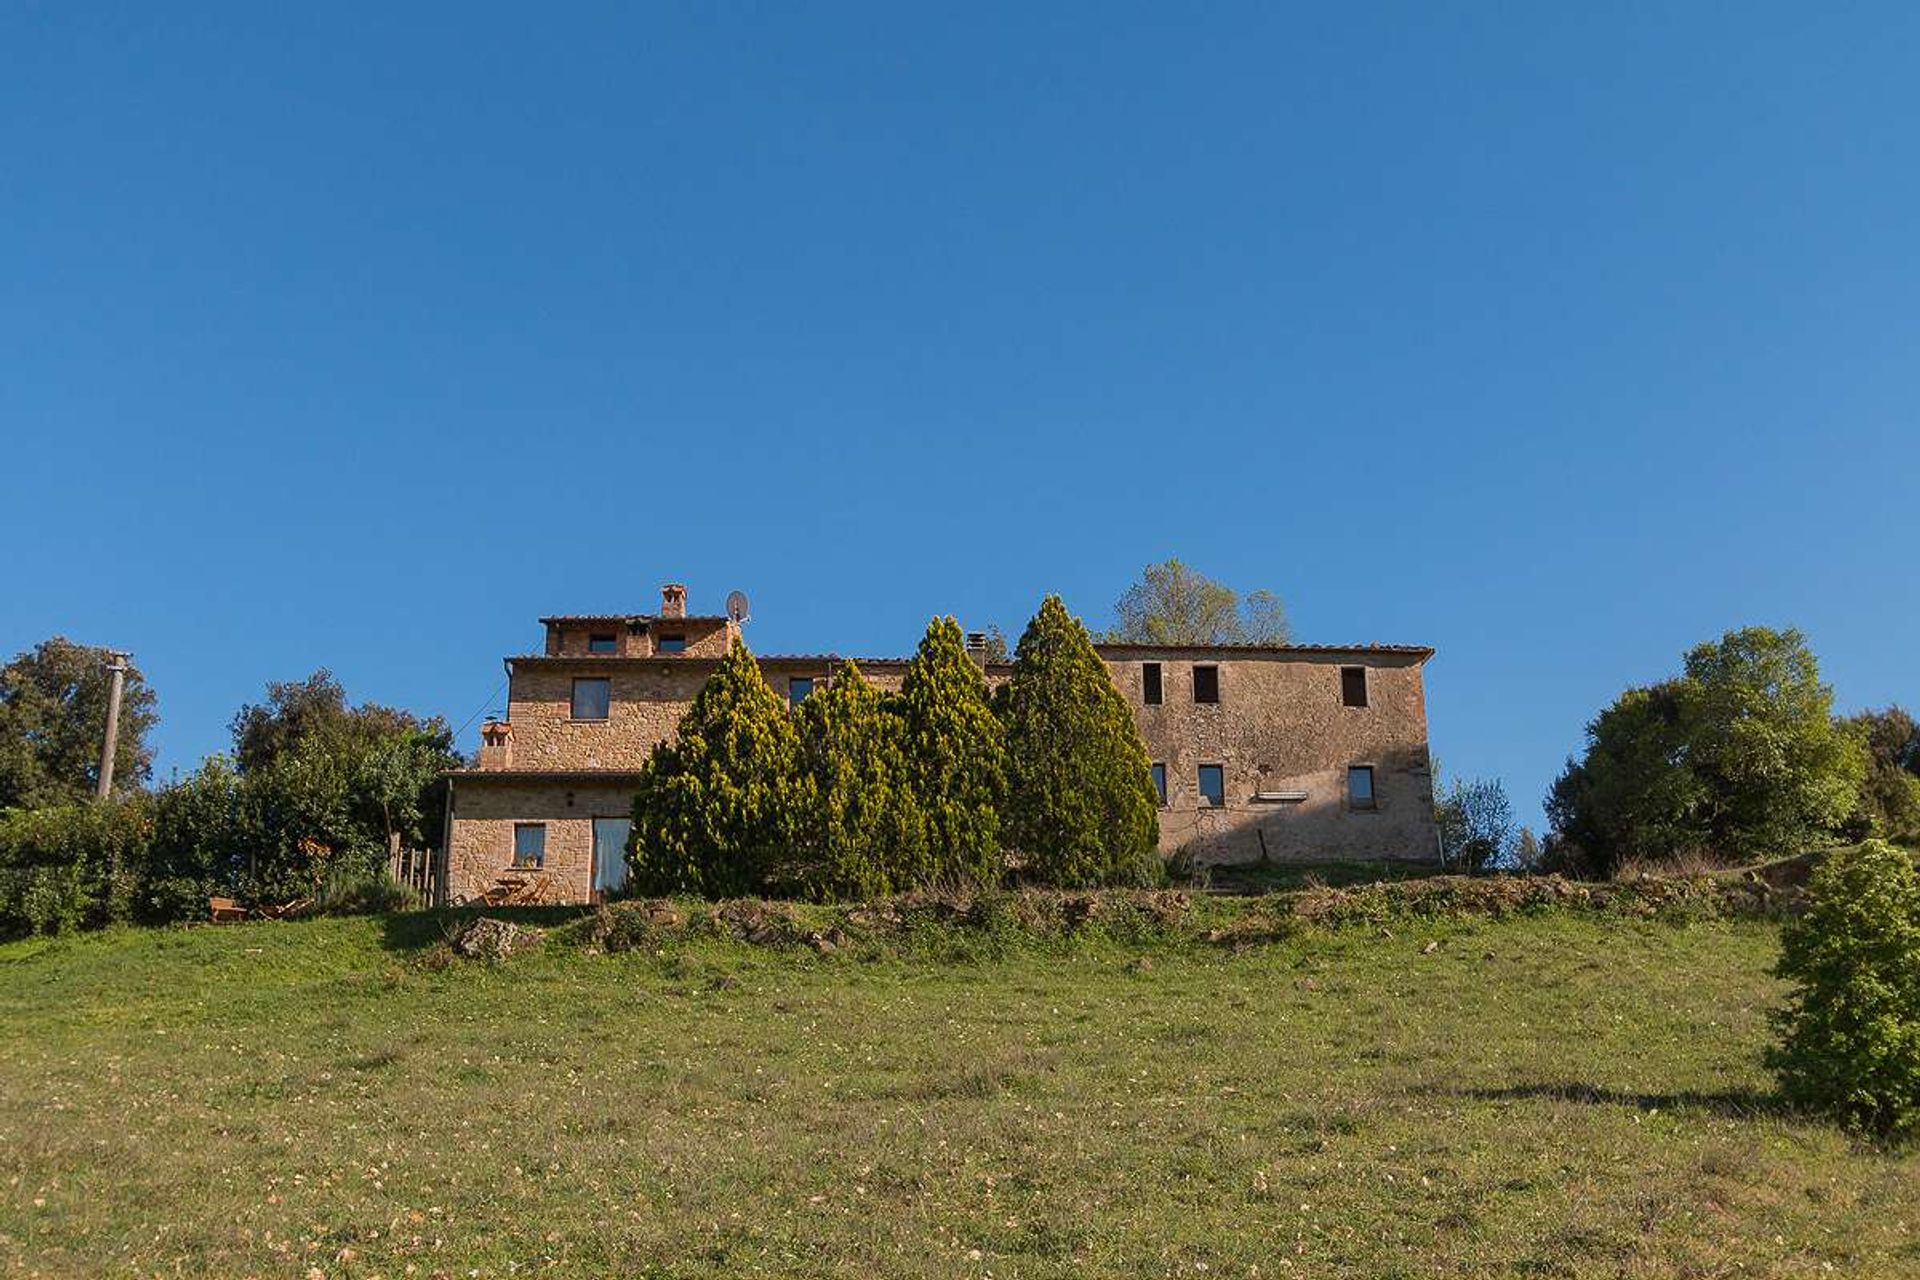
xmin=1841 ymin=708 xmax=1920 ymax=846
xmin=0 ymin=637 xmax=158 ymax=808
xmin=999 ymin=595 xmax=1161 ymax=886
xmin=230 ymin=670 xmax=458 ymax=861
xmin=1547 ymin=628 xmax=1865 ymax=876
xmin=1104 ymin=559 xmax=1292 ymax=645
xmin=896 ymin=617 xmax=1009 ymax=889
xmin=1436 ymin=775 xmax=1515 ymax=873
xmin=1768 ymin=840 xmax=1920 ymax=1139
xmin=1546 ymin=683 xmax=1706 ymax=877
xmin=230 ymin=670 xmax=426 ymax=774
xmin=787 ymin=663 xmax=927 ymax=899
xmin=629 ymin=641 xmax=800 ymax=897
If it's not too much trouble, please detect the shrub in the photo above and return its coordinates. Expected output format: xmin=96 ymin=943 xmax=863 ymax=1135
xmin=998 ymin=596 xmax=1160 ymax=887
xmin=315 ymin=865 xmax=421 ymax=915
xmin=0 ymin=798 xmax=152 ymax=935
xmin=1767 ymin=840 xmax=1920 ymax=1139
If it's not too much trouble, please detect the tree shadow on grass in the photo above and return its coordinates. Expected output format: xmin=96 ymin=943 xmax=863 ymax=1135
xmin=1428 ymin=1080 xmax=1788 ymax=1120
xmin=377 ymin=905 xmax=592 ymax=954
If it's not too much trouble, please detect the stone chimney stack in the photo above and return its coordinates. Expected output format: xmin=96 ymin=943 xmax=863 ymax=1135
xmin=660 ymin=583 xmax=688 ymax=618
xmin=477 ymin=720 xmax=514 ymax=770
xmin=963 ymin=632 xmax=990 ymax=668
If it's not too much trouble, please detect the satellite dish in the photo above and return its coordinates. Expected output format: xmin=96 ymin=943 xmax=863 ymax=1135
xmin=725 ymin=589 xmax=751 ymax=623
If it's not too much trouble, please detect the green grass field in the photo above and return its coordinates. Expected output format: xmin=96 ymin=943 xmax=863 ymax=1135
xmin=2 ymin=902 xmax=1917 ymax=1278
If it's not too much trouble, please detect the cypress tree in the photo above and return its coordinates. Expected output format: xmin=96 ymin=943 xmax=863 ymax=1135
xmin=787 ymin=662 xmax=927 ymax=900
xmin=895 ymin=616 xmax=1008 ymax=889
xmin=628 ymin=641 xmax=799 ymax=898
xmin=999 ymin=595 xmax=1161 ymax=887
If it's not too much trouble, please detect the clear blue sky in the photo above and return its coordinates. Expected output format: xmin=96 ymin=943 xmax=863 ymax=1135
xmin=5 ymin=4 xmax=1917 ymax=829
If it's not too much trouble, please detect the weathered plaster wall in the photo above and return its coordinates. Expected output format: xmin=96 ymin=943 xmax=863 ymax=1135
xmin=1099 ymin=648 xmax=1438 ymax=865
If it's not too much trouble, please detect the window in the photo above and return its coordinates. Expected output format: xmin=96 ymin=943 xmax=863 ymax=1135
xmin=1341 ymin=666 xmax=1368 ymax=708
xmin=657 ymin=634 xmax=687 ymax=654
xmin=1348 ymin=766 xmax=1376 ymax=811
xmin=789 ymin=676 xmax=814 ymax=708
xmin=1192 ymin=665 xmax=1220 ymax=704
xmin=1142 ymin=662 xmax=1163 ymax=705
xmin=588 ymin=633 xmax=617 ymax=654
xmin=1150 ymin=762 xmax=1168 ymax=807
xmin=1197 ymin=764 xmax=1225 ymax=807
xmin=570 ymin=677 xmax=611 ymax=720
xmin=513 ymin=822 xmax=546 ymax=869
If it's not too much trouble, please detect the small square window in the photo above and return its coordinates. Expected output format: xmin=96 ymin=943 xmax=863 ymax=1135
xmin=588 ymin=633 xmax=617 ymax=654
xmin=513 ymin=823 xmax=546 ymax=869
xmin=789 ymin=676 xmax=814 ymax=708
xmin=657 ymin=634 xmax=687 ymax=654
xmin=1197 ymin=764 xmax=1225 ymax=807
xmin=1142 ymin=663 xmax=1163 ymax=706
xmin=571 ymin=677 xmax=611 ymax=720
xmin=1348 ymin=766 xmax=1376 ymax=810
xmin=1150 ymin=762 xmax=1168 ymax=807
xmin=1341 ymin=666 xmax=1368 ymax=708
xmin=1192 ymin=665 xmax=1220 ymax=704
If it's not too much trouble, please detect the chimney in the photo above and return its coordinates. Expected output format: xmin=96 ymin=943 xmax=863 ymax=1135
xmin=478 ymin=720 xmax=514 ymax=770
xmin=964 ymin=631 xmax=990 ymax=668
xmin=660 ymin=582 xmax=687 ymax=618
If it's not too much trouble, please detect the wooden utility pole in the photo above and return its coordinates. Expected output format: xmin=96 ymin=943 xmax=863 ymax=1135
xmin=95 ymin=651 xmax=130 ymax=800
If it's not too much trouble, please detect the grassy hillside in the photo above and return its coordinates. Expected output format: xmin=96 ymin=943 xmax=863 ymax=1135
xmin=1 ymin=902 xmax=1916 ymax=1277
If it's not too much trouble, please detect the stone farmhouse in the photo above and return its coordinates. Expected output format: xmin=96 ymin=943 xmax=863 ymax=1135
xmin=438 ymin=584 xmax=1441 ymax=904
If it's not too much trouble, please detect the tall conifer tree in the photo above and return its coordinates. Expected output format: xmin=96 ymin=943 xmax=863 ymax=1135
xmin=787 ymin=662 xmax=927 ymax=899
xmin=999 ymin=595 xmax=1161 ymax=886
xmin=629 ymin=641 xmax=799 ymax=897
xmin=895 ymin=616 xmax=1008 ymax=888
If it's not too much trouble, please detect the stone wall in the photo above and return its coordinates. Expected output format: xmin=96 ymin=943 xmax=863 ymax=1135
xmin=497 ymin=658 xmax=919 ymax=772
xmin=1099 ymin=647 xmax=1438 ymax=865
xmin=446 ymin=777 xmax=641 ymax=903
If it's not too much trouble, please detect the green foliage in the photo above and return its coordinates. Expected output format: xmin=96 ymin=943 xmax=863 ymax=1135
xmin=1548 ymin=627 xmax=1865 ymax=876
xmin=1 ymin=669 xmax=462 ymax=931
xmin=1768 ymin=840 xmax=1920 ymax=1139
xmin=999 ymin=596 xmax=1161 ymax=887
xmin=143 ymin=756 xmax=246 ymax=922
xmin=0 ymin=637 xmax=158 ymax=808
xmin=1104 ymin=558 xmax=1292 ymax=645
xmin=1841 ymin=707 xmax=1920 ymax=846
xmin=895 ymin=617 xmax=1008 ymax=889
xmin=0 ymin=797 xmax=153 ymax=935
xmin=629 ymin=641 xmax=801 ymax=897
xmin=230 ymin=669 xmax=425 ymax=774
xmin=1435 ymin=775 xmax=1515 ymax=873
xmin=786 ymin=663 xmax=928 ymax=899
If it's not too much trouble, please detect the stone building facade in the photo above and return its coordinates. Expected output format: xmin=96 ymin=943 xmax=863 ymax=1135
xmin=440 ymin=584 xmax=1439 ymax=904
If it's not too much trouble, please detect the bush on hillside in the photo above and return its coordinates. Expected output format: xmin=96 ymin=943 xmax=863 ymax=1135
xmin=1768 ymin=840 xmax=1920 ymax=1140
xmin=0 ymin=798 xmax=152 ymax=935
xmin=997 ymin=595 xmax=1161 ymax=887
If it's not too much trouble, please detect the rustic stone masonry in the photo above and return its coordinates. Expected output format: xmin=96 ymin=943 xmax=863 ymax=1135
xmin=439 ymin=583 xmax=1440 ymax=904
